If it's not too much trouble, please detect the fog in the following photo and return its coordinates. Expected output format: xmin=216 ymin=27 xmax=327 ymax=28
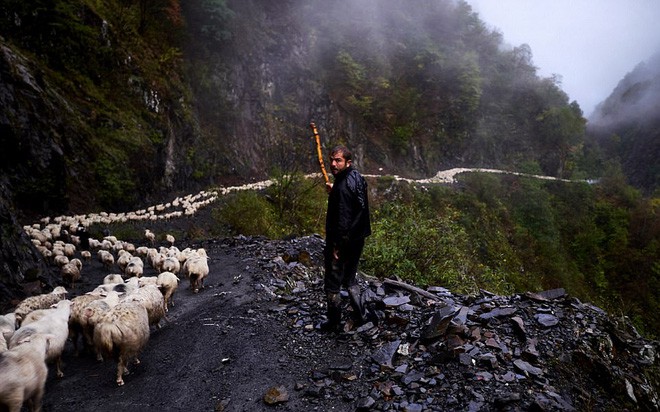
xmin=466 ymin=0 xmax=660 ymax=119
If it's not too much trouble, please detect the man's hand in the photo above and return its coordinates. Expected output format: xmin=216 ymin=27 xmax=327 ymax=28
xmin=333 ymin=246 xmax=340 ymax=260
xmin=325 ymin=182 xmax=333 ymax=194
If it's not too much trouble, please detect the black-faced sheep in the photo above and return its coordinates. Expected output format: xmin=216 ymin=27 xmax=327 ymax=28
xmin=0 ymin=332 xmax=53 ymax=412
xmin=9 ymin=299 xmax=72 ymax=378
xmin=93 ymin=300 xmax=150 ymax=386
xmin=13 ymin=286 xmax=68 ymax=327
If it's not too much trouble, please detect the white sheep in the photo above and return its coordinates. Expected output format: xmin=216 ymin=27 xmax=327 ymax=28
xmin=80 ymin=250 xmax=92 ymax=261
xmin=137 ymin=276 xmax=158 ymax=287
xmin=93 ymin=300 xmax=150 ymax=386
xmin=165 ymin=233 xmax=175 ymax=246
xmin=97 ymin=250 xmax=114 ymax=269
xmin=0 ymin=313 xmax=16 ymax=343
xmin=183 ymin=254 xmax=209 ymax=294
xmin=91 ymin=277 xmax=139 ymax=296
xmin=123 ymin=284 xmax=165 ymax=329
xmin=0 ymin=332 xmax=53 ymax=412
xmin=116 ymin=250 xmax=132 ymax=273
xmin=144 ymin=229 xmax=155 ymax=245
xmin=18 ymin=308 xmax=51 ymax=326
xmin=146 ymin=249 xmax=164 ymax=272
xmin=9 ymin=299 xmax=72 ymax=377
xmin=53 ymin=254 xmax=70 ymax=268
xmin=157 ymin=271 xmax=180 ymax=312
xmin=124 ymin=257 xmax=144 ymax=278
xmin=13 ymin=286 xmax=68 ymax=327
xmin=68 ymin=293 xmax=103 ymax=356
xmin=160 ymin=255 xmax=181 ymax=275
xmin=61 ymin=258 xmax=83 ymax=289
xmin=79 ymin=292 xmax=122 ymax=361
xmin=63 ymin=243 xmax=76 ymax=257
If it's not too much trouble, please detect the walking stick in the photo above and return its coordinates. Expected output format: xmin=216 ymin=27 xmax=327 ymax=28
xmin=310 ymin=122 xmax=330 ymax=184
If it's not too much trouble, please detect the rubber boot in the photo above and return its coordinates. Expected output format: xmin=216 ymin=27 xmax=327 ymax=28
xmin=348 ymin=285 xmax=368 ymax=325
xmin=320 ymin=292 xmax=342 ymax=333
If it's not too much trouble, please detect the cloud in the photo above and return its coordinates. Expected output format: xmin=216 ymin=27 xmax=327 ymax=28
xmin=466 ymin=0 xmax=660 ymax=118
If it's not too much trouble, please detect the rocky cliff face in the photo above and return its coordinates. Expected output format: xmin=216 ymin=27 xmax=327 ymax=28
xmin=0 ymin=177 xmax=56 ymax=312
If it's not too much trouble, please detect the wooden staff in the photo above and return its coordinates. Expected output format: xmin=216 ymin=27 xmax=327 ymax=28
xmin=310 ymin=122 xmax=330 ymax=184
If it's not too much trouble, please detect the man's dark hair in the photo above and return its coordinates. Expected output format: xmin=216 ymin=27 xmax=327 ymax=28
xmin=330 ymin=145 xmax=352 ymax=162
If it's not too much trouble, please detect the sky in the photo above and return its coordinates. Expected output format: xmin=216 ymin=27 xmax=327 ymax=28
xmin=465 ymin=0 xmax=660 ymax=118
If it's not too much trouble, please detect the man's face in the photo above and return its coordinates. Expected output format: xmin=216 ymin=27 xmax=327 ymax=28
xmin=330 ymin=152 xmax=351 ymax=176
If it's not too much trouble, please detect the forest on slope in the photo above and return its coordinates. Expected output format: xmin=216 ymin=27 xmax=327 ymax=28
xmin=0 ymin=1 xmax=658 ymax=336
xmin=1 ymin=0 xmax=588 ymax=216
xmin=588 ymin=51 xmax=660 ymax=195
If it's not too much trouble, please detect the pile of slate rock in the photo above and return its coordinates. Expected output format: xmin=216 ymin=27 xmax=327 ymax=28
xmin=225 ymin=235 xmax=659 ymax=411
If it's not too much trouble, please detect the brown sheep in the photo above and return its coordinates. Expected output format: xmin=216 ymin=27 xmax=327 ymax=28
xmin=61 ymin=258 xmax=83 ymax=289
xmin=93 ymin=300 xmax=150 ymax=386
xmin=97 ymin=250 xmax=114 ymax=269
xmin=13 ymin=286 xmax=68 ymax=328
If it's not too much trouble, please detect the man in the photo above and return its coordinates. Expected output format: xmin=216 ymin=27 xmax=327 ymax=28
xmin=321 ymin=145 xmax=371 ymax=332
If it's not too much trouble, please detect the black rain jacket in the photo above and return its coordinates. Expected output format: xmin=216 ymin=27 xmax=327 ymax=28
xmin=325 ymin=166 xmax=371 ymax=248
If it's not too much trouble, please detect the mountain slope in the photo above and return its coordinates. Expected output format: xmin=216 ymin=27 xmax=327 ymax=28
xmin=588 ymin=51 xmax=660 ymax=193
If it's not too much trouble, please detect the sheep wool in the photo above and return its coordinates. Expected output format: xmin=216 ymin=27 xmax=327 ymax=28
xmin=93 ymin=300 xmax=150 ymax=386
xmin=69 ymin=294 xmax=103 ymax=355
xmin=124 ymin=285 xmax=165 ymax=329
xmin=156 ymin=271 xmax=180 ymax=312
xmin=13 ymin=286 xmax=68 ymax=327
xmin=0 ymin=333 xmax=52 ymax=412
xmin=9 ymin=300 xmax=72 ymax=378
xmin=61 ymin=258 xmax=83 ymax=289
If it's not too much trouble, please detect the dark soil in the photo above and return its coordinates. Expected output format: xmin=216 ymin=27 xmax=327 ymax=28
xmin=40 ymin=236 xmax=365 ymax=412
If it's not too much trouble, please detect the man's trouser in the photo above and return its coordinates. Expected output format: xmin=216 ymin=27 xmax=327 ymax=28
xmin=323 ymin=238 xmax=367 ymax=325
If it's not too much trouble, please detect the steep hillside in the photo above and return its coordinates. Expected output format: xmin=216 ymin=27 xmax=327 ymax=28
xmin=1 ymin=0 xmax=588 ymax=218
xmin=588 ymin=51 xmax=660 ymax=193
xmin=0 ymin=0 xmax=593 ymax=301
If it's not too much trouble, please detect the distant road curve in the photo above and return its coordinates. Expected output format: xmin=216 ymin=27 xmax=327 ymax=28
xmin=363 ymin=168 xmax=580 ymax=185
xmin=27 ymin=168 xmax=591 ymax=228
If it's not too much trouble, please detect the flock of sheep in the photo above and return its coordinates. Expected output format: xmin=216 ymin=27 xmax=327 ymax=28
xmin=0 ymin=188 xmax=231 ymax=412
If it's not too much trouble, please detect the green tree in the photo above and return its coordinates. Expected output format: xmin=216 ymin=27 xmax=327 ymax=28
xmin=536 ymin=101 xmax=586 ymax=178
